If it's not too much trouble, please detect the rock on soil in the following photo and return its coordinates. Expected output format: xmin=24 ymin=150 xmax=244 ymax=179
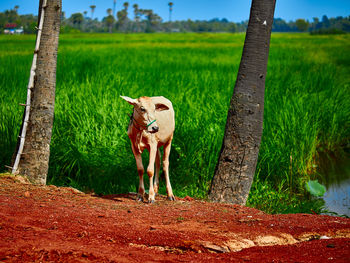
xmin=0 ymin=174 xmax=349 ymax=262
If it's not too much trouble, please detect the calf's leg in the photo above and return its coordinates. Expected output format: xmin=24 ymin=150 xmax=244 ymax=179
xmin=131 ymin=144 xmax=145 ymax=202
xmin=147 ymin=146 xmax=157 ymax=203
xmin=154 ymin=149 xmax=161 ymax=195
xmin=163 ymin=139 xmax=175 ymax=201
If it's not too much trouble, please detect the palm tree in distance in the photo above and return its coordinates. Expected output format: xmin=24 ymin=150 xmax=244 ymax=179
xmin=133 ymin=3 xmax=140 ymax=32
xmin=168 ymin=2 xmax=173 ymax=22
xmin=123 ymin=2 xmax=129 ymax=11
xmin=113 ymin=0 xmax=117 ymax=18
xmin=133 ymin=3 xmax=139 ymax=20
xmin=90 ymin=5 xmax=96 ymax=19
xmin=14 ymin=5 xmax=19 ymax=13
xmin=106 ymin=8 xmax=114 ymax=33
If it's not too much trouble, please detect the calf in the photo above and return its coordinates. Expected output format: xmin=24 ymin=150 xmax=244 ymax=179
xmin=121 ymin=96 xmax=175 ymax=203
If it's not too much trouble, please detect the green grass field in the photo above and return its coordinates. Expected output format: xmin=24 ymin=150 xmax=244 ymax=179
xmin=1 ymin=33 xmax=349 ymax=213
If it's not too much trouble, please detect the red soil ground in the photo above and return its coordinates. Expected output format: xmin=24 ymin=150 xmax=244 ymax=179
xmin=0 ymin=174 xmax=349 ymax=262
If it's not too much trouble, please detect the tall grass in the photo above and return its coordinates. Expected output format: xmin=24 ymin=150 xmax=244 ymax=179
xmin=260 ymin=34 xmax=350 ymax=188
xmin=0 ymin=33 xmax=349 ymax=213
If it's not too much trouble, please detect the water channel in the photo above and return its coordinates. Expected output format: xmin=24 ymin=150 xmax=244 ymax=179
xmin=317 ymin=152 xmax=350 ymax=217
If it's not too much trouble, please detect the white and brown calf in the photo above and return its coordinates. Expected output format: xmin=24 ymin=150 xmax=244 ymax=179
xmin=121 ymin=96 xmax=175 ymax=203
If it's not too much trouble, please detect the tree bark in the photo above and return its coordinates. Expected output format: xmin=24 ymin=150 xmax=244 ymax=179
xmin=12 ymin=0 xmax=61 ymax=184
xmin=209 ymin=0 xmax=276 ymax=204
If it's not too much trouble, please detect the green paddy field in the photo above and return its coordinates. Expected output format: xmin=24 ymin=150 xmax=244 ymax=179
xmin=1 ymin=33 xmax=349 ymax=213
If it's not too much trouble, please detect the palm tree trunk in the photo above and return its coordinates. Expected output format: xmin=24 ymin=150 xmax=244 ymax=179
xmin=12 ymin=0 xmax=61 ymax=184
xmin=209 ymin=0 xmax=276 ymax=204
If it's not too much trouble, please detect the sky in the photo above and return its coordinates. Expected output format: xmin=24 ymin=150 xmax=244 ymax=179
xmin=1 ymin=0 xmax=349 ymax=22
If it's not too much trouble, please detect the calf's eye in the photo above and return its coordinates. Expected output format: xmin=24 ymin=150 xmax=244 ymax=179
xmin=140 ymin=107 xmax=146 ymax=112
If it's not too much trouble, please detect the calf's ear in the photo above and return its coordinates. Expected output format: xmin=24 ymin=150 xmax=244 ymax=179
xmin=120 ymin=96 xmax=137 ymax=106
xmin=155 ymin=103 xmax=169 ymax=111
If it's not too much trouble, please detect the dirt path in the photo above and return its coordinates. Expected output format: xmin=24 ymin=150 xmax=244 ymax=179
xmin=0 ymin=174 xmax=349 ymax=262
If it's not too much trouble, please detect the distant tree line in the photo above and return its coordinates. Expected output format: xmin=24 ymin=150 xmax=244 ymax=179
xmin=1 ymin=4 xmax=349 ymax=34
xmin=0 ymin=8 xmax=37 ymax=33
xmin=273 ymin=15 xmax=350 ymax=34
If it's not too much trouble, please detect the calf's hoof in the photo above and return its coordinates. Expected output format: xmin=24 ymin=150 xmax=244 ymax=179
xmin=167 ymin=196 xmax=175 ymax=201
xmin=136 ymin=195 xmax=144 ymax=202
xmin=154 ymin=186 xmax=159 ymax=195
xmin=148 ymin=199 xmax=155 ymax=204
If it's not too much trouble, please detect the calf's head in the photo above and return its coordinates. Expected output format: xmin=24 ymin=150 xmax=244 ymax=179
xmin=121 ymin=96 xmax=169 ymax=133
